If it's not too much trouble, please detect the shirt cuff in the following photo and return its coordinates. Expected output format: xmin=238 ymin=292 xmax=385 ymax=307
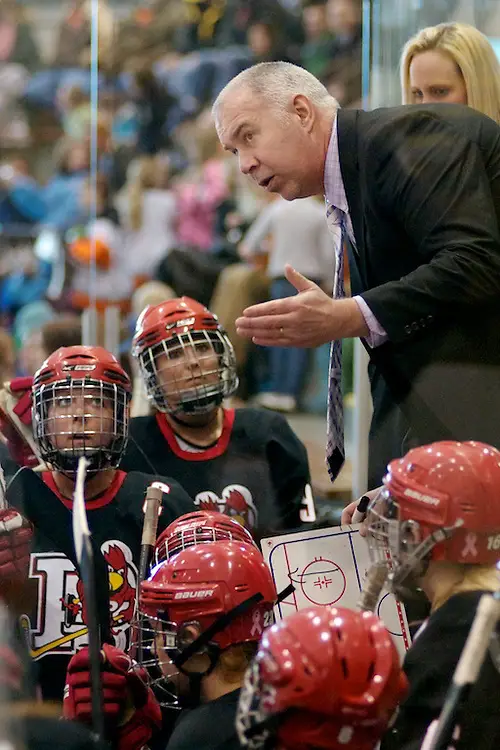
xmin=353 ymin=296 xmax=388 ymax=348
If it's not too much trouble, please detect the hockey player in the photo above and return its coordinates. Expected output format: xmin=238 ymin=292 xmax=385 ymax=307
xmin=153 ymin=508 xmax=256 ymax=563
xmin=139 ymin=539 xmax=277 ymax=750
xmin=6 ymin=345 xmax=194 ymax=703
xmin=366 ymin=440 xmax=500 ymax=750
xmin=122 ymin=297 xmax=315 ymax=539
xmin=235 ymin=605 xmax=408 ymax=750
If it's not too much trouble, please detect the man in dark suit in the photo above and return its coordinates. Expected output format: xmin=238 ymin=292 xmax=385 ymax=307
xmin=212 ymin=61 xmax=500 ymax=488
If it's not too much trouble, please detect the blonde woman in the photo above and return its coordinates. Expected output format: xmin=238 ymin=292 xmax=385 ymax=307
xmin=400 ymin=22 xmax=500 ymax=122
xmin=115 ymin=155 xmax=177 ymax=284
xmin=367 ymin=441 xmax=500 ymax=750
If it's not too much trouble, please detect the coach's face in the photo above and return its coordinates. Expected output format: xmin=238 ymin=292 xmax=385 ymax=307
xmin=215 ymin=87 xmax=326 ymax=200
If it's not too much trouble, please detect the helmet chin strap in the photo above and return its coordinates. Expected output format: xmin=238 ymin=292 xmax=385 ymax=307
xmin=389 ymin=519 xmax=463 ymax=591
xmin=173 ymin=592 xmax=264 ymax=670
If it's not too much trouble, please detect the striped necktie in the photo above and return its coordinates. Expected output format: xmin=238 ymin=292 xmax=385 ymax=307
xmin=325 ymin=201 xmax=345 ymax=481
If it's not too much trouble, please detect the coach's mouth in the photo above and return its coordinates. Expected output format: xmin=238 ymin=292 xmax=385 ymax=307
xmin=259 ymin=176 xmax=274 ymax=190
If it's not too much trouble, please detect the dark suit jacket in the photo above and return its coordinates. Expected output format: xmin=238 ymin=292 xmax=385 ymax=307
xmin=336 ymin=104 xmax=500 ymax=484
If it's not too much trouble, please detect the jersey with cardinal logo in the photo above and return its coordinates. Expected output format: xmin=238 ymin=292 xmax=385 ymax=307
xmin=121 ymin=408 xmax=314 ymax=539
xmin=6 ymin=468 xmax=194 ymax=702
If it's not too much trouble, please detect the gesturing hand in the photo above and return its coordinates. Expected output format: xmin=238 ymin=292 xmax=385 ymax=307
xmin=235 ymin=265 xmax=367 ymax=347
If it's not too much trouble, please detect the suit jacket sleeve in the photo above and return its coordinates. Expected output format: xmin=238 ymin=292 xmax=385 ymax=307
xmin=360 ymin=111 xmax=500 ymax=343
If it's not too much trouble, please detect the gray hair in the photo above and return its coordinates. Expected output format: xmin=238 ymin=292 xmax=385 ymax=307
xmin=213 ymin=61 xmax=338 ymax=120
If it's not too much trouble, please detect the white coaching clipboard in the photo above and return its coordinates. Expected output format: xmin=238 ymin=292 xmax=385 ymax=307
xmin=261 ymin=523 xmax=411 ymax=661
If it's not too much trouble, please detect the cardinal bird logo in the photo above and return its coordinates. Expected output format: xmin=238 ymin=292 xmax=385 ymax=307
xmin=103 ymin=543 xmax=137 ymax=631
xmin=222 ymin=485 xmax=258 ymax=531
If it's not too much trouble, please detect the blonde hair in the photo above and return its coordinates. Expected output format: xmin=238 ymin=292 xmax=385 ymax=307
xmin=213 ymin=61 xmax=339 ymax=121
xmin=400 ymin=22 xmax=500 ymax=123
xmin=128 ymin=156 xmax=161 ymax=231
xmin=429 ymin=562 xmax=499 ymax=612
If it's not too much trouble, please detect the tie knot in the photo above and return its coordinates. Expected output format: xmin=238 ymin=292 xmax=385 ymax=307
xmin=326 ymin=201 xmax=343 ymax=226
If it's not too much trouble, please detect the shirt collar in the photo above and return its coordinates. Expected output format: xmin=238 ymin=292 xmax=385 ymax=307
xmin=323 ymin=114 xmax=348 ymax=213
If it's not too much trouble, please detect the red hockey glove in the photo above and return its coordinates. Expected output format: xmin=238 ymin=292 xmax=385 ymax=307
xmin=64 ymin=643 xmax=162 ymax=750
xmin=0 ymin=645 xmax=23 ymax=694
xmin=0 ymin=377 xmax=39 ymax=468
xmin=0 ymin=508 xmax=33 ymax=588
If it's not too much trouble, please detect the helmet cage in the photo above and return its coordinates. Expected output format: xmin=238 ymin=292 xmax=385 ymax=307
xmin=367 ymin=488 xmax=462 ymax=592
xmin=236 ymin=659 xmax=279 ymax=750
xmin=33 ymin=377 xmax=129 ymax=475
xmin=137 ymin=328 xmax=238 ymax=415
xmin=154 ymin=517 xmax=255 ymax=565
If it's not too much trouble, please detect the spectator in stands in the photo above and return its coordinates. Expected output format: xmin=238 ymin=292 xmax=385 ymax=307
xmin=52 ymin=0 xmax=116 ymax=70
xmin=58 ymin=85 xmax=92 ymax=141
xmin=131 ymin=67 xmax=175 ymax=155
xmin=175 ymin=116 xmax=230 ymax=251
xmin=174 ymin=0 xmax=228 ymax=53
xmin=247 ymin=20 xmax=291 ymax=64
xmin=301 ymin=0 xmax=337 ymax=81
xmin=69 ymin=173 xmax=132 ymax=313
xmin=0 ymin=327 xmax=15 ymax=383
xmin=0 ymin=0 xmax=40 ymax=71
xmin=217 ymin=0 xmax=304 ymax=60
xmin=3 ymin=138 xmax=90 ymax=231
xmin=0 ymin=1 xmax=39 ymax=146
xmin=323 ymin=0 xmax=362 ymax=106
xmin=115 ymin=155 xmax=178 ymax=285
xmin=18 ymin=313 xmax=81 ymax=376
xmin=240 ymin=195 xmax=334 ymax=413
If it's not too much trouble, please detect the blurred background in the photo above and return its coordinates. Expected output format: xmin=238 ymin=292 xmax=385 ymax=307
xmin=0 ymin=0 xmax=498 ymax=509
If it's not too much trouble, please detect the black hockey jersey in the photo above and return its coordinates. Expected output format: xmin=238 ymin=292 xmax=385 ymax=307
xmin=381 ymin=590 xmax=500 ymax=750
xmin=7 ymin=468 xmax=194 ymax=702
xmin=121 ymin=408 xmax=314 ymax=538
xmin=165 ymin=689 xmax=241 ymax=750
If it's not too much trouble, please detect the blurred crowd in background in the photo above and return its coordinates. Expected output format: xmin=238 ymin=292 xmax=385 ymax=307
xmin=0 ymin=0 xmax=361 ymax=413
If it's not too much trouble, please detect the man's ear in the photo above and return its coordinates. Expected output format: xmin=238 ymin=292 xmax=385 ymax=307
xmin=292 ymin=94 xmax=315 ymax=133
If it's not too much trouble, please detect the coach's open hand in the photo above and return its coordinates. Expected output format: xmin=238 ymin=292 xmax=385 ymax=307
xmin=236 ymin=265 xmax=369 ymax=347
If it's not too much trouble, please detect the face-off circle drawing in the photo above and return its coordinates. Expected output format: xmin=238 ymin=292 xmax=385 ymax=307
xmin=295 ymin=556 xmax=346 ymax=606
xmin=377 ymin=592 xmax=404 ymax=637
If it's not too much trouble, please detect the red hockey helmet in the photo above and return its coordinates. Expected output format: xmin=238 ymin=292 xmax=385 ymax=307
xmin=236 ymin=606 xmax=408 ymax=750
xmin=154 ymin=510 xmax=256 ymax=565
xmin=131 ymin=297 xmax=238 ymax=415
xmin=140 ymin=541 xmax=276 ymax=660
xmin=367 ymin=440 xmax=500 ymax=591
xmin=32 ymin=346 xmax=131 ymax=475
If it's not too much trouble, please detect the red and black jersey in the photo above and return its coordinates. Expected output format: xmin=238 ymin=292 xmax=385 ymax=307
xmin=121 ymin=408 xmax=314 ymax=538
xmin=166 ymin=689 xmax=241 ymax=750
xmin=6 ymin=468 xmax=194 ymax=702
xmin=381 ymin=590 xmax=500 ymax=750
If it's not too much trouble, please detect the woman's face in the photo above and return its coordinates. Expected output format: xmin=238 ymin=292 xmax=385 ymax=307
xmin=409 ymin=50 xmax=468 ymax=105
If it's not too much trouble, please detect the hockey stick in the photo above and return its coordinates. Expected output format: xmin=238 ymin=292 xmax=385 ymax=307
xmin=72 ymin=457 xmax=104 ymax=742
xmin=426 ymin=585 xmax=500 ymax=750
xmin=133 ymin=485 xmax=163 ymax=662
xmin=139 ymin=484 xmax=163 ymax=586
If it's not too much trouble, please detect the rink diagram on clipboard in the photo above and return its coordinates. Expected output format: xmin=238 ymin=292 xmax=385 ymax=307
xmin=262 ymin=524 xmax=411 ymax=659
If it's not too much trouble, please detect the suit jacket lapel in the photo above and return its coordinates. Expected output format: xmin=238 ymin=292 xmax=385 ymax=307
xmin=337 ymin=108 xmax=368 ymax=291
